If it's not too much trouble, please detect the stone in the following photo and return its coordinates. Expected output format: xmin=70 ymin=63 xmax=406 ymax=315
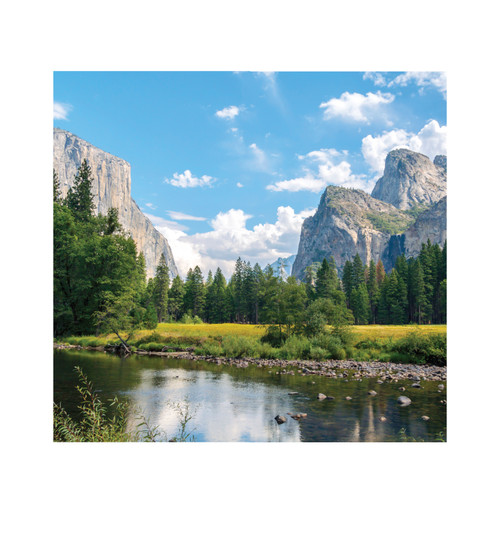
xmin=397 ymin=396 xmax=412 ymax=406
xmin=411 ymin=383 xmax=421 ymax=388
xmin=345 ymin=396 xmax=352 ymax=401
xmin=299 ymin=413 xmax=307 ymax=418
xmin=421 ymin=416 xmax=430 ymax=421
xmin=53 ymin=128 xmax=178 ymax=279
xmin=438 ymin=384 xmax=445 ymax=390
xmin=291 ymin=149 xmax=446 ymax=279
xmin=368 ymin=390 xmax=377 ymax=396
xmin=317 ymin=393 xmax=327 ymax=400
xmin=371 ymin=149 xmax=447 ymax=210
xmin=379 ymin=416 xmax=387 ymax=422
xmin=326 ymin=396 xmax=335 ymax=400
xmin=275 ymin=415 xmax=287 ymax=425
xmin=288 ymin=392 xmax=299 ymax=395
xmin=399 ymin=386 xmax=406 ymax=391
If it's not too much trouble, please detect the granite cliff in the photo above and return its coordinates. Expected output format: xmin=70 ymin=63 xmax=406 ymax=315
xmin=292 ymin=149 xmax=447 ymax=279
xmin=371 ymin=149 xmax=446 ymax=210
xmin=53 ymin=128 xmax=178 ymax=279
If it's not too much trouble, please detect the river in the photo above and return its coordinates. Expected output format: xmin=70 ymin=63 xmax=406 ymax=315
xmin=54 ymin=349 xmax=446 ymax=442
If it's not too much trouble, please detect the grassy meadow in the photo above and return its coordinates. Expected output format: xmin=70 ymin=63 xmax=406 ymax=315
xmin=57 ymin=323 xmax=447 ymax=366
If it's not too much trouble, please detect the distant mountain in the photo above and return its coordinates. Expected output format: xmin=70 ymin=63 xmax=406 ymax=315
xmin=292 ymin=149 xmax=447 ymax=279
xmin=53 ymin=128 xmax=178 ymax=279
xmin=269 ymin=255 xmax=296 ymax=279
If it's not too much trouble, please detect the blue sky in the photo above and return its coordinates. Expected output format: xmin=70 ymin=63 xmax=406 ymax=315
xmin=54 ymin=71 xmax=446 ymax=277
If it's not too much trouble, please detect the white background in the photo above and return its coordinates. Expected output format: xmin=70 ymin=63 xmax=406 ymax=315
xmin=1 ymin=1 xmax=499 ymax=533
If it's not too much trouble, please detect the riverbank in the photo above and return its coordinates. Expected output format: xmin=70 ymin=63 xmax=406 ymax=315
xmin=54 ymin=343 xmax=446 ymax=382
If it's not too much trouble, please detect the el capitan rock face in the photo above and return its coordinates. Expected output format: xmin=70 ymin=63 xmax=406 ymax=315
xmin=371 ymin=149 xmax=446 ymax=210
xmin=53 ymin=128 xmax=178 ymax=279
xmin=292 ymin=149 xmax=447 ymax=279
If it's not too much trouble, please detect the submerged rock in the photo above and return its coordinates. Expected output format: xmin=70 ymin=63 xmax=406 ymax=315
xmin=368 ymin=390 xmax=377 ymax=396
xmin=317 ymin=393 xmax=327 ymax=400
xmin=397 ymin=396 xmax=412 ymax=406
xmin=275 ymin=415 xmax=287 ymax=425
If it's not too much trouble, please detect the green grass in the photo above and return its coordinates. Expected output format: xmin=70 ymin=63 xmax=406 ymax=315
xmin=57 ymin=324 xmax=446 ymax=365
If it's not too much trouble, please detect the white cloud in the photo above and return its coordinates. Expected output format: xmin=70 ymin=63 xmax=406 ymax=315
xmin=320 ymin=91 xmax=394 ymax=123
xmin=166 ymin=210 xmax=207 ymax=221
xmin=236 ymin=182 xmax=244 ymax=188
xmin=363 ymin=72 xmax=388 ymax=86
xmin=362 ymin=119 xmax=447 ymax=174
xmin=389 ymin=71 xmax=446 ymax=97
xmin=165 ymin=169 xmax=216 ymax=188
xmin=150 ymin=207 xmax=316 ymax=278
xmin=249 ymin=142 xmax=269 ymax=171
xmin=215 ymin=105 xmax=241 ymax=120
xmin=53 ymin=101 xmax=72 ymax=120
xmin=145 ymin=202 xmax=156 ymax=210
xmin=267 ymin=148 xmax=375 ymax=193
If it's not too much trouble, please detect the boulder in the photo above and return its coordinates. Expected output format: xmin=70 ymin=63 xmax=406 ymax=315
xmin=397 ymin=396 xmax=412 ymax=406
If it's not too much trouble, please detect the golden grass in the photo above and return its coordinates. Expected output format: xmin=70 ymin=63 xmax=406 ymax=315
xmin=134 ymin=323 xmax=446 ymax=341
xmin=350 ymin=324 xmax=447 ymax=340
xmin=135 ymin=322 xmax=267 ymax=339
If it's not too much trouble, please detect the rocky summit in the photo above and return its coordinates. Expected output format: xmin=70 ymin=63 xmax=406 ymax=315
xmin=371 ymin=148 xmax=446 ymax=210
xmin=53 ymin=128 xmax=178 ymax=279
xmin=292 ymin=148 xmax=446 ymax=279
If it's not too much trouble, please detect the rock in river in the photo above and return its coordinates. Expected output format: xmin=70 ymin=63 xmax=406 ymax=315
xmin=345 ymin=396 xmax=352 ymax=401
xmin=368 ymin=390 xmax=377 ymax=396
xmin=275 ymin=415 xmax=287 ymax=425
xmin=317 ymin=393 xmax=327 ymax=400
xmin=397 ymin=396 xmax=412 ymax=406
xmin=421 ymin=415 xmax=430 ymax=421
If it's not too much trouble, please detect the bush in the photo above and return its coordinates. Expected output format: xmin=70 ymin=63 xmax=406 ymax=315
xmin=179 ymin=313 xmax=204 ymax=325
xmin=257 ymin=342 xmax=280 ymax=359
xmin=260 ymin=325 xmax=289 ymax=347
xmin=137 ymin=342 xmax=165 ymax=351
xmin=278 ymin=336 xmax=311 ymax=360
xmin=222 ymin=336 xmax=262 ymax=358
xmin=310 ymin=333 xmax=346 ymax=360
xmin=389 ymin=332 xmax=447 ymax=366
xmin=195 ymin=341 xmax=224 ymax=357
xmin=309 ymin=346 xmax=329 ymax=360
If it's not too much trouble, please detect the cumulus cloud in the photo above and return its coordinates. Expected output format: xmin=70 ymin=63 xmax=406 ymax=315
xmin=236 ymin=182 xmax=244 ymax=188
xmin=320 ymin=91 xmax=395 ymax=123
xmin=53 ymin=101 xmax=72 ymax=120
xmin=166 ymin=210 xmax=207 ymax=221
xmin=149 ymin=207 xmax=316 ymax=278
xmin=165 ymin=170 xmax=216 ymax=188
xmin=267 ymin=148 xmax=375 ymax=193
xmin=389 ymin=71 xmax=447 ymax=97
xmin=362 ymin=119 xmax=447 ymax=174
xmin=215 ymin=105 xmax=241 ymax=120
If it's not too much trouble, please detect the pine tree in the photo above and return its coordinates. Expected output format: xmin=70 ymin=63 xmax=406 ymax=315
xmin=65 ymin=159 xmax=95 ymax=222
xmin=375 ymin=259 xmax=386 ymax=287
xmin=152 ymin=253 xmax=170 ymax=323
xmin=342 ymin=260 xmax=354 ymax=306
xmin=53 ymin=170 xmax=62 ymax=204
xmin=351 ymin=283 xmax=370 ymax=325
xmin=352 ymin=253 xmax=365 ymax=289
xmin=168 ymin=275 xmax=185 ymax=321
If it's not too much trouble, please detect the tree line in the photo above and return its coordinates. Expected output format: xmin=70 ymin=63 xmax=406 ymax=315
xmin=54 ymin=162 xmax=446 ymax=337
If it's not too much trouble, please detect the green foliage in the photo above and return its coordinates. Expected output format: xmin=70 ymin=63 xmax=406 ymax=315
xmin=310 ymin=333 xmax=346 ymax=360
xmin=54 ymin=367 xmax=196 ymax=442
xmin=278 ymin=335 xmax=311 ymax=360
xmin=221 ymin=335 xmax=262 ymax=358
xmin=388 ymin=331 xmax=447 ymax=366
xmin=365 ymin=211 xmax=414 ymax=234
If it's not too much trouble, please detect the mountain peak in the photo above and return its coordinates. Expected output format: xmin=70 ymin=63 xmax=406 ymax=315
xmin=371 ymin=148 xmax=446 ymax=210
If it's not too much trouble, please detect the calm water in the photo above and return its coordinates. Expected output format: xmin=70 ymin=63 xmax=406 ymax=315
xmin=54 ymin=349 xmax=446 ymax=442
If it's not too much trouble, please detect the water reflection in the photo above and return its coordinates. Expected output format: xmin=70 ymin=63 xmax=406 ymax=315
xmin=54 ymin=350 xmax=446 ymax=442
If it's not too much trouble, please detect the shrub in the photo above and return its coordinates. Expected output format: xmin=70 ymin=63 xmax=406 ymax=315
xmin=389 ymin=332 xmax=446 ymax=366
xmin=310 ymin=333 xmax=346 ymax=360
xmin=195 ymin=342 xmax=224 ymax=357
xmin=257 ymin=343 xmax=280 ymax=359
xmin=279 ymin=336 xmax=311 ymax=360
xmin=309 ymin=346 xmax=329 ymax=360
xmin=260 ymin=325 xmax=289 ymax=347
xmin=222 ymin=336 xmax=261 ymax=358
